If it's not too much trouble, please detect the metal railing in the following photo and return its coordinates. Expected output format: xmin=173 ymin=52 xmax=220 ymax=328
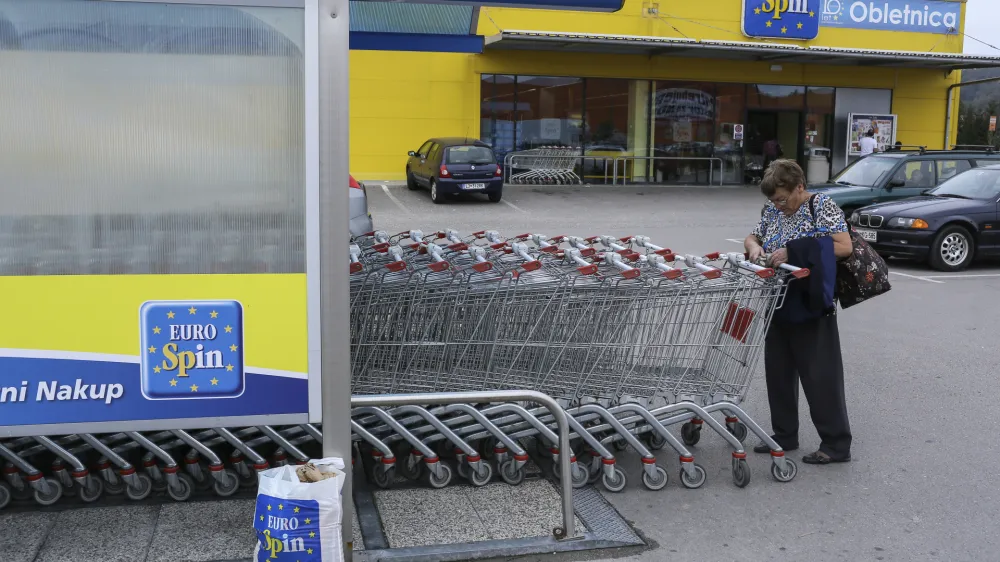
xmin=612 ymin=156 xmax=725 ymax=186
xmin=351 ymin=390 xmax=580 ymax=541
xmin=502 ymin=152 xmax=619 ymax=185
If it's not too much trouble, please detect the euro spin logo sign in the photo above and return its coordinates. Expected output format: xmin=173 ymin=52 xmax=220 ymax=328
xmin=742 ymin=0 xmax=820 ymax=41
xmin=253 ymin=494 xmax=323 ymax=561
xmin=139 ymin=300 xmax=245 ymax=400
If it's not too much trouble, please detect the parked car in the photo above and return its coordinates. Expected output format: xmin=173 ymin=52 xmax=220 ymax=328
xmin=405 ymin=138 xmax=503 ymax=204
xmin=349 ymin=174 xmax=374 ymax=237
xmin=850 ymin=164 xmax=1000 ymax=272
xmin=809 ymin=148 xmax=1000 ymax=215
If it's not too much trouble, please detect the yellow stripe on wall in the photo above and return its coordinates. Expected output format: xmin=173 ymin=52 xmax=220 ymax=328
xmin=0 ymin=274 xmax=308 ymax=373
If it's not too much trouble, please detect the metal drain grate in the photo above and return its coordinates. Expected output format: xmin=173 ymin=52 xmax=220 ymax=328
xmin=570 ymin=486 xmax=644 ymax=546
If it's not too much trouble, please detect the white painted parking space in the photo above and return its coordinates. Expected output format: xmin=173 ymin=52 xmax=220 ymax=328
xmin=502 ymin=200 xmax=528 ymax=213
xmin=379 ymin=184 xmax=412 ymax=216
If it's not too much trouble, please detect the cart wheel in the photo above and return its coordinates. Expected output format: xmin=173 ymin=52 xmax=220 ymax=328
xmin=192 ymin=462 xmax=215 ymax=491
xmin=371 ymin=465 xmax=395 ymax=489
xmin=78 ymin=478 xmax=104 ymax=503
xmin=125 ymin=474 xmax=154 ymax=502
xmin=499 ymin=460 xmax=525 ymax=486
xmin=587 ymin=462 xmax=603 ymax=485
xmin=167 ymin=473 xmax=195 ymax=502
xmin=535 ymin=441 xmax=553 ymax=458
xmin=103 ymin=475 xmax=127 ymax=496
xmin=213 ymin=469 xmax=240 ymax=497
xmin=10 ymin=483 xmax=32 ymax=502
xmin=239 ymin=470 xmax=259 ymax=489
xmin=602 ymin=468 xmax=627 ymax=493
xmin=426 ymin=463 xmax=453 ymax=489
xmin=33 ymin=478 xmax=63 ymax=506
xmin=151 ymin=472 xmax=168 ymax=493
xmin=552 ymin=461 xmax=590 ymax=488
xmin=771 ymin=458 xmax=797 ymax=483
xmin=645 ymin=433 xmax=667 ymax=451
xmin=732 ymin=459 xmax=751 ymax=488
xmin=456 ymin=460 xmax=471 ymax=481
xmin=729 ymin=422 xmax=749 ymax=443
xmin=470 ymin=463 xmax=493 ymax=487
xmin=399 ymin=456 xmax=422 ymax=481
xmin=641 ymin=465 xmax=669 ymax=491
xmin=0 ymin=482 xmax=11 ymax=510
xmin=679 ymin=464 xmax=707 ymax=489
xmin=611 ymin=439 xmax=628 ymax=452
xmin=681 ymin=422 xmax=701 ymax=446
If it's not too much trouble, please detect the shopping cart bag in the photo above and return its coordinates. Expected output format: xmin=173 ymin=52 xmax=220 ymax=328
xmin=253 ymin=457 xmax=346 ymax=562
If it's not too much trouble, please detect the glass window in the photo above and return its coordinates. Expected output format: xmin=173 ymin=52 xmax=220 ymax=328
xmin=936 ymin=160 xmax=972 ymax=183
xmin=582 ymin=78 xmax=635 ymax=182
xmin=890 ymin=161 xmax=935 ymax=188
xmin=0 ymin=0 xmax=305 ymax=276
xmin=445 ymin=146 xmax=495 ymax=165
xmin=715 ymin=83 xmax=746 ymax=184
xmin=492 ymin=75 xmax=517 ymax=160
xmin=428 ymin=143 xmax=442 ymax=163
xmin=515 ymin=76 xmax=583 ymax=151
xmin=651 ymin=82 xmax=716 ymax=183
xmin=749 ymin=85 xmax=805 ymax=110
xmin=932 ymin=168 xmax=1000 ymax=199
xmin=480 ymin=74 xmax=495 ymax=148
xmin=975 ymin=160 xmax=1000 ymax=168
xmin=417 ymin=141 xmax=433 ymax=157
xmin=832 ymin=156 xmax=899 ymax=187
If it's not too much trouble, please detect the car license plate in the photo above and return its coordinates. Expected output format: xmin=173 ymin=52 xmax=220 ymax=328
xmin=462 ymin=183 xmax=486 ymax=190
xmin=856 ymin=228 xmax=877 ymax=242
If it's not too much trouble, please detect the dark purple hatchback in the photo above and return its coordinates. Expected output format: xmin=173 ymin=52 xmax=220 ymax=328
xmin=405 ymin=138 xmax=503 ymax=204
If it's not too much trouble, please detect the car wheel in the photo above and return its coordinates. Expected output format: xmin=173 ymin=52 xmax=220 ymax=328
xmin=430 ymin=180 xmax=443 ymax=204
xmin=406 ymin=168 xmax=419 ymax=191
xmin=929 ymin=225 xmax=974 ymax=272
xmin=488 ymin=190 xmax=502 ymax=203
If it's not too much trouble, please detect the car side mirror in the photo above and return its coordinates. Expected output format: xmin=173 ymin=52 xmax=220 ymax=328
xmin=887 ymin=179 xmax=905 ymax=189
xmin=408 ymin=151 xmax=416 ymax=157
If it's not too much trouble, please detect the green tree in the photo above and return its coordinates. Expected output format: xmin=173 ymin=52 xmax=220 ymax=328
xmin=957 ymin=100 xmax=1000 ymax=149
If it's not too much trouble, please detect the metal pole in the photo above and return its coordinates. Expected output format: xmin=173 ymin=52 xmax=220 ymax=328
xmin=317 ymin=0 xmax=353 ymax=556
xmin=351 ymin=390 xmax=579 ymax=540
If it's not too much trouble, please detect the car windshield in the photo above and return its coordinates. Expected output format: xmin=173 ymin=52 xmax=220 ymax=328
xmin=829 ymin=156 xmax=898 ymax=187
xmin=445 ymin=146 xmax=495 ymax=165
xmin=929 ymin=168 xmax=1000 ymax=200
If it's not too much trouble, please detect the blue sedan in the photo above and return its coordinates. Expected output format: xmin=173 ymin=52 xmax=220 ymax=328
xmin=850 ymin=164 xmax=1000 ymax=272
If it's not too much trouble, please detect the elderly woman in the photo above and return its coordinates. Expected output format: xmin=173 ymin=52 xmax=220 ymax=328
xmin=743 ymin=159 xmax=854 ymax=465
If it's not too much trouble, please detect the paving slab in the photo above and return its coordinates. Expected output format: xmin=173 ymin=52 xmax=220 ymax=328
xmin=463 ymin=479 xmax=583 ymax=542
xmin=35 ymin=505 xmax=159 ymax=562
xmin=0 ymin=511 xmax=57 ymax=562
xmin=146 ymin=500 xmax=257 ymax=562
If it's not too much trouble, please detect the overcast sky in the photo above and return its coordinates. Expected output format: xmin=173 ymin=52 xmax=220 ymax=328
xmin=964 ymin=0 xmax=999 ymax=55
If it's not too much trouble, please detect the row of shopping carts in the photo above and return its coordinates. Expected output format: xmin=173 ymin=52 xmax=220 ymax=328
xmin=505 ymin=146 xmax=583 ymax=185
xmin=0 ymin=226 xmax=805 ymax=510
xmin=347 ymin=228 xmax=808 ymax=492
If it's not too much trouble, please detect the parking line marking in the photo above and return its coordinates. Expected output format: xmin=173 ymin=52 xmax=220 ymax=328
xmin=503 ymin=200 xmax=527 ymax=213
xmin=380 ymin=184 xmax=412 ymax=215
xmin=889 ymin=271 xmax=945 ymax=284
xmin=922 ymin=273 xmax=1000 ymax=279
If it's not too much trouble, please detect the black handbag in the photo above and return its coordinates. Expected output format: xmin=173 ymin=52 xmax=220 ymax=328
xmin=808 ymin=196 xmax=891 ymax=309
xmin=836 ymin=225 xmax=892 ymax=309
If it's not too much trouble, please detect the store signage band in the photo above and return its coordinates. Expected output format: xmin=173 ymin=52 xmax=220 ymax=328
xmin=820 ymin=0 xmax=959 ymax=34
xmin=742 ymin=0 xmax=821 ymax=41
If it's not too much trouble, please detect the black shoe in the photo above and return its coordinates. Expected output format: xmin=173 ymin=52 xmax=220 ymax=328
xmin=753 ymin=442 xmax=798 ymax=454
xmin=802 ymin=451 xmax=851 ymax=464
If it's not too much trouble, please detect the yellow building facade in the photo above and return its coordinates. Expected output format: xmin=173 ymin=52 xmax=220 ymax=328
xmin=350 ymin=0 xmax=981 ymax=184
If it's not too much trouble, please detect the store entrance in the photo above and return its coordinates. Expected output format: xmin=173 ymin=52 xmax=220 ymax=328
xmin=745 ymin=110 xmax=802 ymax=183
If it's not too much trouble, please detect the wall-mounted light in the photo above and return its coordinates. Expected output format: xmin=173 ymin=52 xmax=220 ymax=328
xmin=770 ymin=64 xmax=783 ymax=72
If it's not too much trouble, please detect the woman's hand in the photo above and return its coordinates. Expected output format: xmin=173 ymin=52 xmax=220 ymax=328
xmin=745 ymin=235 xmax=764 ymax=262
xmin=769 ymin=248 xmax=788 ymax=267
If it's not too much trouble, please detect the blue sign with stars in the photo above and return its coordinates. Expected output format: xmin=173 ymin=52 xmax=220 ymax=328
xmin=139 ymin=300 xmax=245 ymax=400
xmin=742 ymin=0 xmax=820 ymax=41
xmin=254 ymin=494 xmax=323 ymax=561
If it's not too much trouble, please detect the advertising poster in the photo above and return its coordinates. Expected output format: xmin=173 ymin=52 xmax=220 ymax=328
xmin=0 ymin=275 xmax=310 ymax=435
xmin=848 ymin=113 xmax=897 ymax=155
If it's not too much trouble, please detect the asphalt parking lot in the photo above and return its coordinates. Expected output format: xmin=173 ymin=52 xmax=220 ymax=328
xmin=368 ymin=182 xmax=1000 ymax=562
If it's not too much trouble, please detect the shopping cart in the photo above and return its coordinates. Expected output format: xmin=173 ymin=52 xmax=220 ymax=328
xmin=347 ymin=229 xmax=806 ymax=492
xmin=506 ymin=147 xmax=583 ymax=185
